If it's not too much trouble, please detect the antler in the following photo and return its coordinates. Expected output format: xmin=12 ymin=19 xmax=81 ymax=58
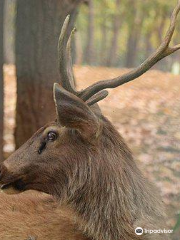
xmin=78 ymin=0 xmax=180 ymax=102
xmin=58 ymin=15 xmax=109 ymax=104
xmin=86 ymin=90 xmax=109 ymax=106
xmin=66 ymin=27 xmax=76 ymax=90
xmin=58 ymin=15 xmax=77 ymax=94
xmin=58 ymin=1 xmax=180 ymax=105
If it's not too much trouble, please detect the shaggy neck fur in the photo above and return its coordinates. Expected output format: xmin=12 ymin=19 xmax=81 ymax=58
xmin=59 ymin=117 xmax=167 ymax=240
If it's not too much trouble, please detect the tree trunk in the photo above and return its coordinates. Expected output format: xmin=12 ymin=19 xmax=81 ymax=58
xmin=125 ymin=28 xmax=139 ymax=68
xmin=84 ymin=0 xmax=95 ymax=65
xmin=15 ymin=0 xmax=82 ymax=149
xmin=0 ymin=0 xmax=4 ymax=162
xmin=106 ymin=0 xmax=121 ymax=67
xmin=125 ymin=7 xmax=144 ymax=68
xmin=100 ymin=20 xmax=108 ymax=66
xmin=75 ymin=30 xmax=83 ymax=65
xmin=154 ymin=14 xmax=167 ymax=70
xmin=144 ymin=32 xmax=152 ymax=59
xmin=4 ymin=0 xmax=16 ymax=64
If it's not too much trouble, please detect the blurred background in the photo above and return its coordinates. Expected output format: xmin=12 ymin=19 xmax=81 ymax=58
xmin=0 ymin=0 xmax=180 ymax=239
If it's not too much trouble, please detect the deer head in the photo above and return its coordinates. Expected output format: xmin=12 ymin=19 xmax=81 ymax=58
xmin=0 ymin=84 xmax=103 ymax=197
xmin=0 ymin=2 xmax=180 ymax=240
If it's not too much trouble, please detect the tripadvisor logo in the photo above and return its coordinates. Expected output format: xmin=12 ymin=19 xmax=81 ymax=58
xmin=135 ymin=227 xmax=173 ymax=235
xmin=135 ymin=227 xmax=143 ymax=235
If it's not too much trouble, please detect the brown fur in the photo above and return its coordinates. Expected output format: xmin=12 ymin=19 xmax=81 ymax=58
xmin=0 ymin=86 xmax=170 ymax=240
xmin=0 ymin=191 xmax=89 ymax=240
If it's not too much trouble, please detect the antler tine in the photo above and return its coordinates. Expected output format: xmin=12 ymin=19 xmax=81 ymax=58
xmin=58 ymin=15 xmax=76 ymax=94
xmin=66 ymin=27 xmax=76 ymax=90
xmin=80 ymin=1 xmax=180 ymax=102
xmin=86 ymin=90 xmax=109 ymax=106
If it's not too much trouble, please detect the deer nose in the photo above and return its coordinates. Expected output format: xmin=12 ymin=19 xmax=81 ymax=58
xmin=0 ymin=166 xmax=2 ymax=181
xmin=0 ymin=164 xmax=7 ymax=182
xmin=0 ymin=164 xmax=3 ymax=180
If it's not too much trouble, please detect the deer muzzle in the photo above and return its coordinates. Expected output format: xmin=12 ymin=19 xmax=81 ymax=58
xmin=0 ymin=164 xmax=25 ymax=194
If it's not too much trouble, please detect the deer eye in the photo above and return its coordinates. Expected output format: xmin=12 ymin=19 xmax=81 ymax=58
xmin=47 ymin=131 xmax=57 ymax=142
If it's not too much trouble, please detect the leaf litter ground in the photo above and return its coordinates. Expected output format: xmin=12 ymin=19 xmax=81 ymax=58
xmin=4 ymin=65 xmax=180 ymax=239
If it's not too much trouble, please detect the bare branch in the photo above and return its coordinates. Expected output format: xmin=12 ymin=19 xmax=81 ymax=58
xmin=79 ymin=0 xmax=180 ymax=102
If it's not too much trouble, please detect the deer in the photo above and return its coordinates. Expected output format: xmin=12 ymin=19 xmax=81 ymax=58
xmin=1 ymin=1 xmax=180 ymax=240
xmin=0 ymin=191 xmax=90 ymax=240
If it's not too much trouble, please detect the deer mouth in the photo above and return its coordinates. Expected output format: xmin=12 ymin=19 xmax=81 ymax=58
xmin=1 ymin=178 xmax=26 ymax=195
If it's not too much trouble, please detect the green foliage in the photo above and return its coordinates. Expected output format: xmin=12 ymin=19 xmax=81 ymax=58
xmin=76 ymin=0 xmax=180 ymax=70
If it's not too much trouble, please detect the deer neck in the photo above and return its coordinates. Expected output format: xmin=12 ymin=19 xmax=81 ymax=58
xmin=68 ymin=118 xmax=150 ymax=240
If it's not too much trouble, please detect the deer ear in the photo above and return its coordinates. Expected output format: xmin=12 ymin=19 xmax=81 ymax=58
xmin=53 ymin=83 xmax=101 ymax=141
